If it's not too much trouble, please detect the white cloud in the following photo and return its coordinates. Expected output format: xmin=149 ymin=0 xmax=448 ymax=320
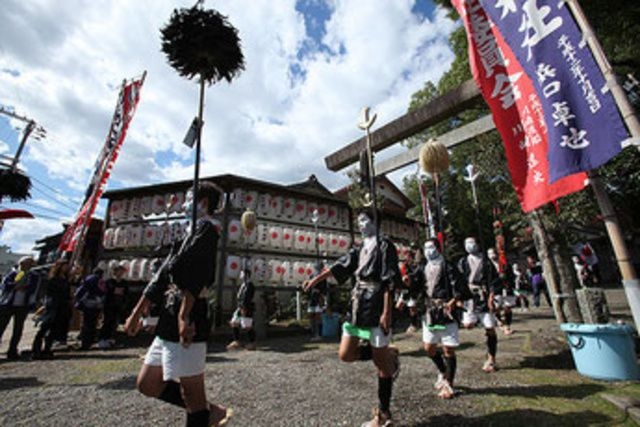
xmin=0 ymin=0 xmax=455 ymax=254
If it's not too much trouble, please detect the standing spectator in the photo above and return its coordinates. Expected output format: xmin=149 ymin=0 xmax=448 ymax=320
xmin=74 ymin=268 xmax=106 ymax=350
xmin=32 ymin=259 xmax=71 ymax=359
xmin=458 ymin=237 xmax=500 ymax=373
xmin=124 ymin=182 xmax=230 ymax=427
xmin=512 ymin=263 xmax=530 ymax=311
xmin=401 ymin=248 xmax=426 ymax=334
xmin=0 ymin=256 xmax=39 ymax=360
xmin=580 ymin=242 xmax=600 ymax=284
xmin=304 ymin=207 xmax=401 ymax=427
xmin=305 ymin=262 xmax=326 ymax=342
xmin=526 ymin=255 xmax=552 ymax=308
xmin=98 ymin=263 xmax=129 ymax=349
xmin=227 ymin=267 xmax=257 ymax=350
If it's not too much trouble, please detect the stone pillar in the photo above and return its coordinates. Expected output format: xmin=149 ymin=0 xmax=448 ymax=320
xmin=576 ymin=288 xmax=610 ymax=324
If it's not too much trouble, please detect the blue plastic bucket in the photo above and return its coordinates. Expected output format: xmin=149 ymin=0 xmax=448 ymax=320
xmin=560 ymin=323 xmax=639 ymax=381
xmin=321 ymin=313 xmax=340 ymax=338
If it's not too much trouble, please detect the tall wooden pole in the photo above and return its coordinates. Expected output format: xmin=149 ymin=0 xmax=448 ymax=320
xmin=564 ymin=0 xmax=640 ymax=330
xmin=191 ymin=77 xmax=206 ymax=233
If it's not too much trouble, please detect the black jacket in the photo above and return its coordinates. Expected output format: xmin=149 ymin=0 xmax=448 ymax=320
xmin=330 ymin=236 xmax=402 ymax=327
xmin=144 ymin=218 xmax=219 ymax=343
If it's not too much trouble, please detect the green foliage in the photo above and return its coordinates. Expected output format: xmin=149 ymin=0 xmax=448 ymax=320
xmin=401 ymin=1 xmax=640 ymax=256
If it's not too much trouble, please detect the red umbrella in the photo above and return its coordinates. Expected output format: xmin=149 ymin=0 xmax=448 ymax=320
xmin=0 ymin=209 xmax=34 ymax=220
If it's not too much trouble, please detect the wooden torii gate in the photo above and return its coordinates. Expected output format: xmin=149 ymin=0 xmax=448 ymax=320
xmin=324 ymin=78 xmax=640 ymax=327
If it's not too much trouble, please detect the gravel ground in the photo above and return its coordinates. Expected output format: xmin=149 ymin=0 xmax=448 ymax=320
xmin=0 ymin=289 xmax=635 ymax=426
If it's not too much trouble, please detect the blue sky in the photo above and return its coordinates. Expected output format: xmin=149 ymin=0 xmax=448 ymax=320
xmin=0 ymin=0 xmax=456 ymax=254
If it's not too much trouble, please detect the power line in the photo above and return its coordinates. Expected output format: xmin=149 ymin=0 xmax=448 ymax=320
xmin=30 ymin=182 xmax=79 ymax=212
xmin=14 ymin=201 xmax=74 ymax=218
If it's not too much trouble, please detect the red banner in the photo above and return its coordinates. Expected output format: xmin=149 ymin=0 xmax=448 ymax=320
xmin=452 ymin=0 xmax=586 ymax=212
xmin=59 ymin=76 xmax=144 ymax=252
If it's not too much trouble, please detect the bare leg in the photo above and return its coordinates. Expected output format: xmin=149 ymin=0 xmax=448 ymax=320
xmin=338 ymin=335 xmax=360 ymax=362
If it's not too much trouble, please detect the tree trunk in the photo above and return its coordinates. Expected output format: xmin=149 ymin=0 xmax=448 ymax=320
xmin=528 ymin=210 xmax=583 ymax=324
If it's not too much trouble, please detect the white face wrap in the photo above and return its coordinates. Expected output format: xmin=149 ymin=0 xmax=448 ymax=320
xmin=464 ymin=237 xmax=478 ymax=254
xmin=357 ymin=213 xmax=376 ymax=238
xmin=424 ymin=241 xmax=440 ymax=260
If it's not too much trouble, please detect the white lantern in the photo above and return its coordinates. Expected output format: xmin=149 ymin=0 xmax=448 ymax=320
xmin=305 ymin=262 xmax=315 ymax=279
xmin=228 ymin=219 xmax=242 ymax=243
xmin=327 ymin=205 xmax=338 ymax=226
xmin=225 ymin=255 xmax=242 ymax=279
xmin=282 ymin=197 xmax=295 ymax=219
xmin=128 ymin=197 xmax=141 ymax=219
xmin=108 ymin=260 xmax=120 ymax=276
xmin=268 ymin=259 xmax=283 ymax=283
xmin=317 ymin=204 xmax=328 ymax=224
xmin=307 ymin=202 xmax=317 ymax=220
xmin=109 ymin=200 xmax=123 ymax=222
xmin=252 ymin=257 xmax=267 ymax=282
xmin=231 ymin=188 xmax=244 ymax=209
xmin=257 ymin=223 xmax=269 ymax=248
xmin=129 ymin=258 xmax=142 ymax=281
xmin=269 ymin=195 xmax=282 ymax=218
xmin=282 ymin=227 xmax=294 ymax=250
xmin=152 ymin=194 xmax=166 ymax=215
xmin=317 ymin=232 xmax=328 ymax=253
xmin=281 ymin=260 xmax=293 ymax=286
xmin=294 ymin=229 xmax=307 ymax=251
xmin=139 ymin=258 xmax=151 ymax=281
xmin=140 ymin=196 xmax=153 ymax=216
xmin=294 ymin=199 xmax=307 ymax=221
xmin=244 ymin=190 xmax=258 ymax=210
xmin=102 ymin=228 xmax=114 ymax=250
xmin=305 ymin=230 xmax=316 ymax=252
xmin=119 ymin=259 xmax=131 ymax=278
xmin=293 ymin=261 xmax=307 ymax=282
xmin=338 ymin=233 xmax=351 ymax=252
xmin=128 ymin=225 xmax=143 ymax=248
xmin=168 ymin=192 xmax=185 ymax=214
xmin=160 ymin=222 xmax=172 ymax=246
xmin=257 ymin=193 xmax=270 ymax=217
xmin=328 ymin=233 xmax=340 ymax=255
xmin=269 ymin=226 xmax=283 ymax=249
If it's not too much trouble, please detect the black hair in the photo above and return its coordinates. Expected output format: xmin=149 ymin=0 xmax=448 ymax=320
xmin=354 ymin=206 xmax=380 ymax=227
xmin=197 ymin=181 xmax=224 ymax=215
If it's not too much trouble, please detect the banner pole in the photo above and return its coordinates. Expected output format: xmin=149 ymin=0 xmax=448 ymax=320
xmin=191 ymin=77 xmax=206 ymax=234
xmin=564 ymin=0 xmax=640 ymax=330
xmin=565 ymin=0 xmax=640 ymax=140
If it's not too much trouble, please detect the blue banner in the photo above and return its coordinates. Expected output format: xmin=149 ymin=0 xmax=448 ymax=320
xmin=478 ymin=0 xmax=627 ymax=182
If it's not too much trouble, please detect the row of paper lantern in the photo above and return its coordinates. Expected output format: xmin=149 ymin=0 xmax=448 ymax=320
xmin=230 ymin=188 xmax=350 ymax=228
xmin=96 ymin=258 xmax=161 ymax=282
xmin=109 ymin=192 xmax=187 ymax=222
xmin=227 ymin=220 xmax=352 ymax=255
xmin=102 ymin=221 xmax=194 ymax=250
xmin=380 ymin=220 xmax=419 ymax=243
xmin=225 ymin=255 xmax=321 ymax=285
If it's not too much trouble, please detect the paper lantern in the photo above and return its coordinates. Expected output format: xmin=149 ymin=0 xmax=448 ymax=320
xmin=240 ymin=209 xmax=257 ymax=233
xmin=108 ymin=260 xmax=120 ymax=276
xmin=128 ymin=225 xmax=143 ymax=248
xmin=252 ymin=257 xmax=267 ymax=282
xmin=305 ymin=262 xmax=315 ymax=279
xmin=129 ymin=258 xmax=142 ymax=281
xmin=102 ymin=228 xmax=115 ymax=250
xmin=268 ymin=225 xmax=283 ymax=249
xmin=281 ymin=261 xmax=293 ymax=286
xmin=109 ymin=200 xmax=123 ymax=222
xmin=142 ymin=225 xmax=158 ymax=247
xmin=305 ymin=230 xmax=316 ymax=252
xmin=244 ymin=190 xmax=258 ymax=210
xmin=140 ymin=196 xmax=153 ymax=216
xmin=307 ymin=202 xmax=317 ymax=220
xmin=168 ymin=191 xmax=185 ymax=214
xmin=282 ymin=227 xmax=294 ymax=249
xmin=256 ymin=224 xmax=269 ymax=248
xmin=327 ymin=205 xmax=338 ymax=226
xmin=328 ymin=233 xmax=340 ymax=255
xmin=228 ymin=219 xmax=242 ymax=243
xmin=128 ymin=197 xmax=141 ymax=219
xmin=152 ymin=194 xmax=166 ymax=215
xmin=317 ymin=204 xmax=328 ymax=224
xmin=338 ymin=233 xmax=351 ymax=252
xmin=294 ymin=199 xmax=307 ymax=221
xmin=225 ymin=255 xmax=242 ymax=279
xmin=257 ymin=193 xmax=270 ymax=216
xmin=160 ymin=222 xmax=173 ymax=246
xmin=419 ymin=138 xmax=449 ymax=175
xmin=282 ymin=197 xmax=295 ymax=218
xmin=294 ymin=229 xmax=307 ymax=251
xmin=269 ymin=195 xmax=282 ymax=217
xmin=268 ymin=259 xmax=284 ymax=283
xmin=293 ymin=261 xmax=307 ymax=282
xmin=317 ymin=232 xmax=328 ymax=252
xmin=231 ymin=188 xmax=244 ymax=209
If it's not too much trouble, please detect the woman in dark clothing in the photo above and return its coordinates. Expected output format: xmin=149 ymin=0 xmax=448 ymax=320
xmin=32 ymin=259 xmax=71 ymax=359
xmin=75 ymin=268 xmax=105 ymax=350
xmin=98 ymin=264 xmax=129 ymax=349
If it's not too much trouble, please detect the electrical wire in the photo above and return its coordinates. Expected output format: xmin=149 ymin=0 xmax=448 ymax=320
xmin=13 ymin=201 xmax=74 ymax=218
xmin=30 ymin=183 xmax=79 ymax=212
